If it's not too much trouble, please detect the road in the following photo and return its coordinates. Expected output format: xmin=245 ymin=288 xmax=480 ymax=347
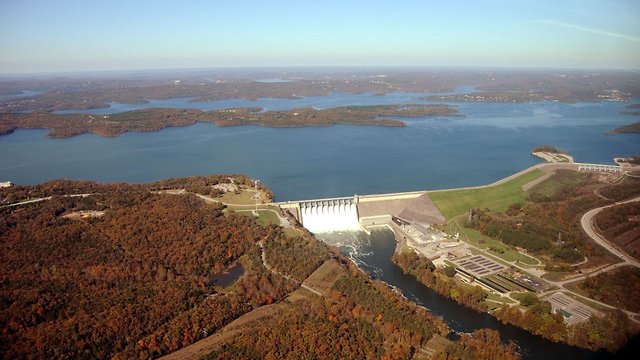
xmin=451 ymin=196 xmax=640 ymax=323
xmin=544 ymin=194 xmax=640 ymax=323
xmin=580 ymin=195 xmax=640 ymax=268
xmin=427 ymin=162 xmax=577 ymax=194
xmin=257 ymin=239 xmax=323 ymax=296
xmin=1 ymin=193 xmax=94 ymax=208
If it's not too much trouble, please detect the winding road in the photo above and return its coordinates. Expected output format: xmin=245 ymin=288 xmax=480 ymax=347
xmin=580 ymin=195 xmax=640 ymax=269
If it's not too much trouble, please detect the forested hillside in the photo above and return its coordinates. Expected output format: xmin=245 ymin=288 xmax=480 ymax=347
xmin=1 ymin=178 xmax=519 ymax=359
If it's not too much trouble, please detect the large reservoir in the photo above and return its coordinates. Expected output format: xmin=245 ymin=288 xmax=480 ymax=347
xmin=1 ymin=96 xmax=638 ymax=201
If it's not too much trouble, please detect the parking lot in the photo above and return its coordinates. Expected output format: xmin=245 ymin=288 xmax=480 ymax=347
xmin=546 ymin=293 xmax=600 ymax=325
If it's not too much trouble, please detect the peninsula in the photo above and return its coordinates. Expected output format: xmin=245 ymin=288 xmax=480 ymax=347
xmin=620 ymin=103 xmax=640 ymax=116
xmin=608 ymin=121 xmax=640 ymax=135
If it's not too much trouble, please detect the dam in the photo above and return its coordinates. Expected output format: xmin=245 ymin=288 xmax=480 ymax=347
xmin=279 ymin=191 xmax=446 ymax=234
xmin=278 ymin=160 xmax=635 ymax=234
xmin=298 ymin=197 xmax=361 ymax=233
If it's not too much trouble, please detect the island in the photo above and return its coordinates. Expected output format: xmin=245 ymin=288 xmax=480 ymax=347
xmin=3 ymin=69 xmax=639 ymax=140
xmin=0 ymin=104 xmax=458 ymax=138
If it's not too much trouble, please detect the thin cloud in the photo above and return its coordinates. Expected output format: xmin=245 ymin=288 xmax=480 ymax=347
xmin=532 ymin=20 xmax=640 ymax=43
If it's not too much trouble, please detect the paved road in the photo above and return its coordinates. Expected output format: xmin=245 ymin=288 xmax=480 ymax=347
xmin=453 ymin=204 xmax=640 ymax=323
xmin=1 ymin=193 xmax=94 ymax=208
xmin=555 ymin=262 xmax=631 ymax=286
xmin=427 ymin=162 xmax=577 ymax=194
xmin=580 ymin=195 xmax=640 ymax=268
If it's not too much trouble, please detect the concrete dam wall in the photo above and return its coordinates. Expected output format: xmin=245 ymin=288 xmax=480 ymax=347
xmin=299 ymin=198 xmax=361 ymax=233
xmin=278 ymin=191 xmax=445 ymax=234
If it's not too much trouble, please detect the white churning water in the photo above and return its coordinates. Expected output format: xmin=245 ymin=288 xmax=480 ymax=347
xmin=299 ymin=197 xmax=361 ymax=233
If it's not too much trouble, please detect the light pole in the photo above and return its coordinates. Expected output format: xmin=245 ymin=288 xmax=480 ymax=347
xmin=253 ymin=179 xmax=260 ymax=216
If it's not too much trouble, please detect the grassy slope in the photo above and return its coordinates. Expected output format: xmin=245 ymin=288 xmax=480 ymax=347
xmin=429 ymin=169 xmax=543 ymax=219
xmin=255 ymin=210 xmax=280 ymax=226
xmin=527 ymin=170 xmax=589 ymax=198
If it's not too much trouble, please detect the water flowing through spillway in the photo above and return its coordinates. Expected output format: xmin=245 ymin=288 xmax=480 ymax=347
xmin=299 ymin=198 xmax=361 ymax=233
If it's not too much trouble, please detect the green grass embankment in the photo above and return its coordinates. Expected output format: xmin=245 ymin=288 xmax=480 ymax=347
xmin=429 ymin=169 xmax=543 ymax=219
xmin=527 ymin=170 xmax=589 ymax=199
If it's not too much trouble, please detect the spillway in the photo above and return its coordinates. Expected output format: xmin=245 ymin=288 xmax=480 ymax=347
xmin=299 ymin=197 xmax=361 ymax=233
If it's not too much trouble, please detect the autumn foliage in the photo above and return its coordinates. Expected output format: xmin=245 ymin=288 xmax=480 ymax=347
xmin=0 ymin=177 xmax=455 ymax=359
xmin=393 ymin=250 xmax=488 ymax=312
xmin=0 ymin=180 xmax=286 ymax=358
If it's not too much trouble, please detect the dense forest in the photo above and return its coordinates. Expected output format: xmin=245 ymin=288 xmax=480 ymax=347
xmin=0 ymin=183 xmax=291 ymax=358
xmin=200 ymin=259 xmax=518 ymax=360
xmin=1 ymin=177 xmax=520 ymax=359
xmin=593 ymin=202 xmax=640 ymax=261
xmin=577 ymin=267 xmax=640 ymax=313
xmin=433 ymin=329 xmax=519 ymax=360
xmin=597 ymin=176 xmax=640 ymax=202
xmin=494 ymin=300 xmax=635 ymax=352
xmin=0 ymin=174 xmax=272 ymax=206
xmin=392 ymin=250 xmax=488 ymax=312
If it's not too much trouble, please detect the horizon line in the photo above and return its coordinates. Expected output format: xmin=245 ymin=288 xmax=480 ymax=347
xmin=2 ymin=64 xmax=639 ymax=78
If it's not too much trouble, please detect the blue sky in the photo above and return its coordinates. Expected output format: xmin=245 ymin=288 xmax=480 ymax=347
xmin=1 ymin=0 xmax=639 ymax=73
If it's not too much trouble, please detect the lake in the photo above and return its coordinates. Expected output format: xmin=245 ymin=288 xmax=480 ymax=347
xmin=2 ymin=96 xmax=639 ymax=201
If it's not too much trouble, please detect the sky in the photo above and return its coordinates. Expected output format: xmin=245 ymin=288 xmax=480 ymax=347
xmin=0 ymin=0 xmax=639 ymax=74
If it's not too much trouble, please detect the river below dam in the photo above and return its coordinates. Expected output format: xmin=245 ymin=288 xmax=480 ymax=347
xmin=319 ymin=229 xmax=633 ymax=360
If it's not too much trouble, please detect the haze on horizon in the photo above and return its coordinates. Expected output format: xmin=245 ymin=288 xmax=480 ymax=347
xmin=1 ymin=0 xmax=639 ymax=74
